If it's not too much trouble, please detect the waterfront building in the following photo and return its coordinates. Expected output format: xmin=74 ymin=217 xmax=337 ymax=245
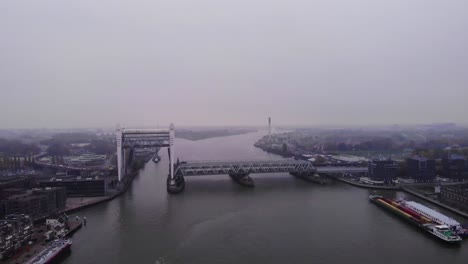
xmin=0 ymin=187 xmax=66 ymax=220
xmin=442 ymin=155 xmax=468 ymax=181
xmin=0 ymin=177 xmax=35 ymax=198
xmin=39 ymin=177 xmax=107 ymax=197
xmin=45 ymin=215 xmax=68 ymax=239
xmin=368 ymin=159 xmax=398 ymax=183
xmin=440 ymin=184 xmax=468 ymax=212
xmin=406 ymin=157 xmax=436 ymax=183
xmin=0 ymin=214 xmax=33 ymax=260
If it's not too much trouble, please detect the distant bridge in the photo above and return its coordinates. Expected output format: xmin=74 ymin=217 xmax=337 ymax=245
xmin=174 ymin=160 xmax=316 ymax=177
xmin=113 ymin=124 xmax=369 ymax=193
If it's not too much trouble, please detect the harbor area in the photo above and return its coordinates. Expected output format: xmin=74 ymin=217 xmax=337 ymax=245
xmin=1 ymin=217 xmax=83 ymax=264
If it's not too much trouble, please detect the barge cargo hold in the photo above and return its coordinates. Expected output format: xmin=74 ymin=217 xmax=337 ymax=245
xmin=369 ymin=195 xmax=428 ymax=226
xmin=369 ymin=195 xmax=462 ymax=244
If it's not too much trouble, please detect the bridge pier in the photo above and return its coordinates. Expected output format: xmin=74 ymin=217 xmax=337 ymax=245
xmin=290 ymin=172 xmax=327 ymax=184
xmin=167 ymin=175 xmax=185 ymax=194
xmin=229 ymin=173 xmax=255 ymax=187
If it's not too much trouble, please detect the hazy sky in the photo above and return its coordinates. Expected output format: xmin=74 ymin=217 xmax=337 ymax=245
xmin=1 ymin=0 xmax=467 ymax=129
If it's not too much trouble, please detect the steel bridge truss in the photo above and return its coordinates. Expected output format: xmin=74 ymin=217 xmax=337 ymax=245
xmin=121 ymin=132 xmax=171 ymax=149
xmin=117 ymin=126 xmax=175 ymax=181
xmin=174 ymin=160 xmax=316 ymax=177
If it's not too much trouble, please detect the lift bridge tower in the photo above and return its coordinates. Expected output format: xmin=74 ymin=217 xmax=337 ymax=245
xmin=116 ymin=123 xmax=184 ymax=192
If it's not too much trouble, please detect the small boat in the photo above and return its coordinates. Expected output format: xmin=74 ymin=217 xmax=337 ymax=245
xmin=152 ymin=155 xmax=161 ymax=163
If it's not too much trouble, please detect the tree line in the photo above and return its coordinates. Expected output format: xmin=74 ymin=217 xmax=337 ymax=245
xmin=0 ymin=155 xmax=35 ymax=169
xmin=0 ymin=138 xmax=40 ymax=156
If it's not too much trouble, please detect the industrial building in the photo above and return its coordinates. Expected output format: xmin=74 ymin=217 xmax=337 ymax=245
xmin=406 ymin=157 xmax=436 ymax=183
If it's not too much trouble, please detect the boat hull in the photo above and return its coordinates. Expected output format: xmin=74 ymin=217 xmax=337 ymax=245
xmin=369 ymin=195 xmax=462 ymax=245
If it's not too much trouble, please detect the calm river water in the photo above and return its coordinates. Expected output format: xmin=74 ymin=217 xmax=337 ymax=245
xmin=63 ymin=131 xmax=467 ymax=264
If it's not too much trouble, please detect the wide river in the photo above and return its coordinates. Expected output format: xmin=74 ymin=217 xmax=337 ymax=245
xmin=63 ymin=131 xmax=467 ymax=264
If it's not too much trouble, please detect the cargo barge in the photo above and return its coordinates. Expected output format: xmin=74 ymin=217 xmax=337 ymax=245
xmin=25 ymin=239 xmax=72 ymax=264
xmin=402 ymin=200 xmax=468 ymax=237
xmin=369 ymin=195 xmax=462 ymax=244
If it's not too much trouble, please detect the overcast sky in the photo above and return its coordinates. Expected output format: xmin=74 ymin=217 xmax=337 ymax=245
xmin=1 ymin=0 xmax=467 ymax=129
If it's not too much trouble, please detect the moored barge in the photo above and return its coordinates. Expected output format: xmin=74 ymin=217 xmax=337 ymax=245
xmin=25 ymin=239 xmax=72 ymax=264
xmin=369 ymin=195 xmax=462 ymax=244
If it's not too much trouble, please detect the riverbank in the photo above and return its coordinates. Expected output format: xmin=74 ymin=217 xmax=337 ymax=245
xmin=401 ymin=186 xmax=468 ymax=219
xmin=3 ymin=220 xmax=82 ymax=264
xmin=334 ymin=177 xmax=400 ymax=190
xmin=60 ymin=170 xmax=139 ymax=215
xmin=177 ymin=128 xmax=257 ymax=141
xmin=334 ymin=176 xmax=468 ymax=219
xmin=254 ymin=144 xmax=293 ymax=158
xmin=1 ymin=171 xmax=140 ymax=263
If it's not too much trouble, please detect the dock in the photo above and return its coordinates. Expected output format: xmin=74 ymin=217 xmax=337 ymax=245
xmin=334 ymin=177 xmax=400 ymax=190
xmin=65 ymin=220 xmax=83 ymax=237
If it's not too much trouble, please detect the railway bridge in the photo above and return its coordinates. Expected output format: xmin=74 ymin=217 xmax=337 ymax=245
xmin=174 ymin=160 xmax=316 ymax=177
xmin=171 ymin=160 xmax=317 ymax=192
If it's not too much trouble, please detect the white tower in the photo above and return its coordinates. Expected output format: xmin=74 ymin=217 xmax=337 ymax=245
xmin=169 ymin=123 xmax=175 ymax=180
xmin=268 ymin=117 xmax=271 ymax=141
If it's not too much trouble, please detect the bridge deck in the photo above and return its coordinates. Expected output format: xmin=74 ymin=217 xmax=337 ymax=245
xmin=174 ymin=160 xmax=316 ymax=177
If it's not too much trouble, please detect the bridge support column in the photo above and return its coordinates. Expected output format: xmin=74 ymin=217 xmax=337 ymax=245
xmin=290 ymin=171 xmax=327 ymax=184
xmin=167 ymin=175 xmax=185 ymax=194
xmin=167 ymin=124 xmax=186 ymax=194
xmin=169 ymin=123 xmax=175 ymax=180
xmin=229 ymin=173 xmax=255 ymax=187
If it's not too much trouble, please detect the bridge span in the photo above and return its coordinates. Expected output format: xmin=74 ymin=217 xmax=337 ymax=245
xmin=174 ymin=161 xmax=367 ymax=177
xmin=170 ymin=160 xmax=368 ymax=193
xmin=174 ymin=160 xmax=316 ymax=177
